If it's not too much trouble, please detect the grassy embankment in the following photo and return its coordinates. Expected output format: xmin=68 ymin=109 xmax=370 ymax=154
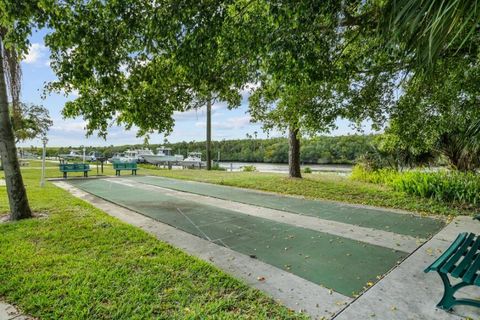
xmin=0 ymin=164 xmax=305 ymax=319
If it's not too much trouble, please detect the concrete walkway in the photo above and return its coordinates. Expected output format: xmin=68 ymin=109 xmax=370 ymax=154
xmin=55 ymin=180 xmax=480 ymax=320
xmin=0 ymin=301 xmax=32 ymax=320
xmin=334 ymin=216 xmax=480 ymax=320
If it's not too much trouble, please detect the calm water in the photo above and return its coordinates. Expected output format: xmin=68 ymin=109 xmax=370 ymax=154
xmin=216 ymin=162 xmax=353 ymax=174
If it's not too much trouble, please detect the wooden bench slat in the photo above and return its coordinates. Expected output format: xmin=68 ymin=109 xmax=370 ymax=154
xmin=425 ymin=231 xmax=480 ymax=311
xmin=463 ymin=249 xmax=480 ymax=284
xmin=113 ymin=162 xmax=138 ymax=176
xmin=59 ymin=164 xmax=90 ymax=171
xmin=425 ymin=232 xmax=468 ymax=272
xmin=474 ymin=263 xmax=480 ymax=286
xmin=440 ymin=233 xmax=475 ymax=274
xmin=113 ymin=162 xmax=137 ymax=169
xmin=452 ymin=235 xmax=480 ymax=278
xmin=59 ymin=163 xmax=90 ymax=178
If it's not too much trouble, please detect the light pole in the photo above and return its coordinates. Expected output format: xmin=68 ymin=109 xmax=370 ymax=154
xmin=40 ymin=136 xmax=48 ymax=187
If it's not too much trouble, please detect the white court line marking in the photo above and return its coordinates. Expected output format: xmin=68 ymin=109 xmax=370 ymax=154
xmin=111 ymin=178 xmax=422 ymax=253
xmin=55 ymin=181 xmax=353 ymax=319
xmin=176 ymin=207 xmax=212 ymax=241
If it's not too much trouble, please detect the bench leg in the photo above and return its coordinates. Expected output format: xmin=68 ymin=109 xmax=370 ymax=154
xmin=436 ymin=272 xmax=480 ymax=311
xmin=63 ymin=172 xmax=67 ymax=179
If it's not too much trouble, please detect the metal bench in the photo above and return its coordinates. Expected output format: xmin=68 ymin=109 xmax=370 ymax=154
xmin=113 ymin=162 xmax=138 ymax=176
xmin=59 ymin=163 xmax=91 ymax=178
xmin=425 ymin=232 xmax=480 ymax=311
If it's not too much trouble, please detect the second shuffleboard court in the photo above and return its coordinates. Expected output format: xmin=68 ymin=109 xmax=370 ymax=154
xmin=133 ymin=175 xmax=444 ymax=238
xmin=67 ymin=177 xmax=442 ymax=298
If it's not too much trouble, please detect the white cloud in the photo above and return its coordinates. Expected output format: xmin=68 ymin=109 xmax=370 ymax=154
xmin=23 ymin=43 xmax=47 ymax=64
xmin=68 ymin=89 xmax=79 ymax=97
xmin=55 ymin=87 xmax=79 ymax=98
xmin=51 ymin=120 xmax=87 ymax=133
xmin=174 ymin=102 xmax=227 ymax=121
xmin=195 ymin=115 xmax=251 ymax=130
xmin=240 ymin=82 xmax=261 ymax=99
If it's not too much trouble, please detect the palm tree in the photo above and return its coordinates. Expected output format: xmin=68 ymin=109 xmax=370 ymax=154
xmin=0 ymin=30 xmax=32 ymax=220
xmin=384 ymin=0 xmax=480 ymax=66
xmin=384 ymin=0 xmax=480 ymax=166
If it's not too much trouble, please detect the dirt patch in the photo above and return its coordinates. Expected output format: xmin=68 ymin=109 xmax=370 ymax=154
xmin=0 ymin=212 xmax=49 ymax=223
xmin=0 ymin=298 xmax=37 ymax=320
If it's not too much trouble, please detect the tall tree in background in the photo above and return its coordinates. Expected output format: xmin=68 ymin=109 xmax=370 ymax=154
xmin=13 ymin=103 xmax=52 ymax=143
xmin=248 ymin=1 xmax=390 ymax=178
xmin=250 ymin=82 xmax=342 ymax=178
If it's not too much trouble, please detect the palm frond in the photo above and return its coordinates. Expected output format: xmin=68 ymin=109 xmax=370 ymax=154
xmin=383 ymin=0 xmax=480 ymax=66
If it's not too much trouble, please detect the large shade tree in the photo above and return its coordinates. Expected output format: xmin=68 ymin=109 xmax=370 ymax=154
xmin=45 ymin=0 xmax=395 ymax=178
xmin=247 ymin=0 xmax=393 ymax=178
xmin=45 ymin=0 xmax=269 ymax=169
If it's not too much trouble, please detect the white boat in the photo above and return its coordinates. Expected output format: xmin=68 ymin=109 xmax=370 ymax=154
xmin=108 ymin=153 xmax=129 ymax=163
xmin=86 ymin=151 xmax=105 ymax=162
xmin=182 ymin=152 xmax=205 ymax=168
xmin=124 ymin=149 xmax=154 ymax=163
xmin=59 ymin=150 xmax=83 ymax=160
xmin=142 ymin=146 xmax=184 ymax=164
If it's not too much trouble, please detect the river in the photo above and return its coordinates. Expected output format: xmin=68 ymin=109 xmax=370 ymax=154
xmin=215 ymin=162 xmax=353 ymax=174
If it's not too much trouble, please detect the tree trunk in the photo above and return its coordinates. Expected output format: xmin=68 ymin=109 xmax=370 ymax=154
xmin=206 ymin=98 xmax=212 ymax=170
xmin=288 ymin=126 xmax=302 ymax=178
xmin=0 ymin=40 xmax=32 ymax=220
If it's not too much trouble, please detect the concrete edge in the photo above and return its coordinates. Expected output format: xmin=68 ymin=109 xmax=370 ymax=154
xmin=332 ymin=216 xmax=480 ymax=320
xmin=54 ymin=181 xmax=353 ymax=319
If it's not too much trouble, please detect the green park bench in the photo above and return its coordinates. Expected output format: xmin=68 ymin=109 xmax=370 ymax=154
xmin=425 ymin=231 xmax=480 ymax=311
xmin=113 ymin=162 xmax=138 ymax=176
xmin=59 ymin=163 xmax=91 ymax=179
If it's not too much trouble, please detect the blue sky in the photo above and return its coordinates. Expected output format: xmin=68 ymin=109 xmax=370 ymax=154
xmin=19 ymin=29 xmax=374 ymax=147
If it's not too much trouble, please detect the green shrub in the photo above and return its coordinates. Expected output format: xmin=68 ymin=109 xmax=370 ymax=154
xmin=350 ymin=165 xmax=399 ymax=184
xmin=242 ymin=165 xmax=256 ymax=172
xmin=351 ymin=165 xmax=480 ymax=207
xmin=211 ymin=163 xmax=226 ymax=171
xmin=303 ymin=167 xmax=312 ymax=174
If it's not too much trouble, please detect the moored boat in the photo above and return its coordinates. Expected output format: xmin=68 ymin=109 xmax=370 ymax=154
xmin=142 ymin=146 xmax=184 ymax=164
xmin=181 ymin=152 xmax=205 ymax=168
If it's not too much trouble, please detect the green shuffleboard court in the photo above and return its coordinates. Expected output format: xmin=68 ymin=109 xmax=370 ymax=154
xmin=131 ymin=176 xmax=444 ymax=238
xmin=68 ymin=178 xmax=408 ymax=297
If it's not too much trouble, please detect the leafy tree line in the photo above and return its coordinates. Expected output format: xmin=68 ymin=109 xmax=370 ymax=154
xmin=36 ymin=134 xmax=376 ymax=164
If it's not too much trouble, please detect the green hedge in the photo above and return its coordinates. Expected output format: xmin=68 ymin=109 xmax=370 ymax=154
xmin=351 ymin=166 xmax=480 ymax=207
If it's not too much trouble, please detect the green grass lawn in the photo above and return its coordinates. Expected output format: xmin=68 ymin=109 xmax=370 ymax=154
xmin=0 ymin=166 xmax=305 ymax=319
